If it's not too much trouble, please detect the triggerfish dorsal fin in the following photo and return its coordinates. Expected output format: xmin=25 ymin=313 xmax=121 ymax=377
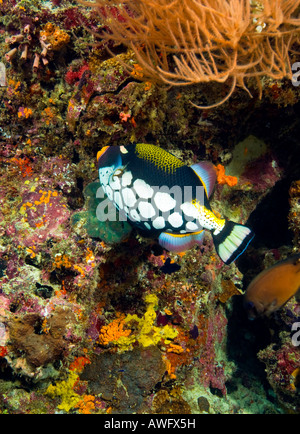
xmin=190 ymin=162 xmax=217 ymax=198
xmin=158 ymin=230 xmax=205 ymax=253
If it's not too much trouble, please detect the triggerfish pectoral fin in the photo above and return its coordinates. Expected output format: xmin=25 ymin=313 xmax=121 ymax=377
xmin=158 ymin=230 xmax=205 ymax=253
xmin=190 ymin=161 xmax=217 ymax=198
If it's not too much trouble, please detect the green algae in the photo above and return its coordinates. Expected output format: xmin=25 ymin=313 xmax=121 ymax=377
xmin=226 ymin=135 xmax=267 ymax=177
xmin=72 ymin=181 xmax=132 ymax=244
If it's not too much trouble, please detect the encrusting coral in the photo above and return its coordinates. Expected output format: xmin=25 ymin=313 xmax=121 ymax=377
xmin=98 ymin=294 xmax=179 ymax=352
xmin=98 ymin=314 xmax=134 ymax=349
xmin=79 ymin=0 xmax=300 ymax=107
xmin=5 ymin=21 xmax=70 ymax=71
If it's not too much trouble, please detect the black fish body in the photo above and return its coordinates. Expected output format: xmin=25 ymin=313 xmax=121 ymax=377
xmin=97 ymin=143 xmax=254 ymax=264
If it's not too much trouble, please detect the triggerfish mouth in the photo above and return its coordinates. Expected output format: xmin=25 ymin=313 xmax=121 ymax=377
xmin=97 ymin=143 xmax=254 ymax=265
xmin=244 ymin=254 xmax=300 ymax=319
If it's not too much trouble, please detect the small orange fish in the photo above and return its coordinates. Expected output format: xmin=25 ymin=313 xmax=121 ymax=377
xmin=244 ymin=254 xmax=300 ymax=319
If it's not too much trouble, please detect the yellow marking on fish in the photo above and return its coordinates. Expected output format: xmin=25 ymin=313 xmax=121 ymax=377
xmin=164 ymin=230 xmax=204 ymax=238
xmin=192 ymin=171 xmax=209 ymax=198
xmin=192 ymin=200 xmax=225 ymax=231
xmin=97 ymin=146 xmax=109 ymax=161
xmin=135 ymin=143 xmax=184 ymax=174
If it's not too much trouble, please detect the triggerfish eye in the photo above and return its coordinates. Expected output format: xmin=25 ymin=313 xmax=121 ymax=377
xmin=244 ymin=254 xmax=300 ymax=319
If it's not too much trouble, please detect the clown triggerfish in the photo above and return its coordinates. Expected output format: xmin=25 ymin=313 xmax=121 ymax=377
xmin=97 ymin=143 xmax=254 ymax=264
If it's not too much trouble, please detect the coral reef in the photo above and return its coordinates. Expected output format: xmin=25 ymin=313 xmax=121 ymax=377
xmin=288 ymin=180 xmax=300 ymax=249
xmin=258 ymin=333 xmax=300 ymax=412
xmin=0 ymin=0 xmax=299 ymax=416
xmin=81 ymin=346 xmax=167 ymax=413
xmin=83 ymin=0 xmax=300 ymax=107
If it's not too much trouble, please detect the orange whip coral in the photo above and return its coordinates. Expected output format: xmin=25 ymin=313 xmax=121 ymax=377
xmin=78 ymin=0 xmax=300 ymax=107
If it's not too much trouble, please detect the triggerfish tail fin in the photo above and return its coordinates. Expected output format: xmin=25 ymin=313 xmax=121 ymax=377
xmin=158 ymin=230 xmax=205 ymax=253
xmin=212 ymin=221 xmax=254 ymax=265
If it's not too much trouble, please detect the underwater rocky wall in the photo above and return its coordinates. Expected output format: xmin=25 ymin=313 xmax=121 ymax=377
xmin=0 ymin=0 xmax=299 ymax=414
